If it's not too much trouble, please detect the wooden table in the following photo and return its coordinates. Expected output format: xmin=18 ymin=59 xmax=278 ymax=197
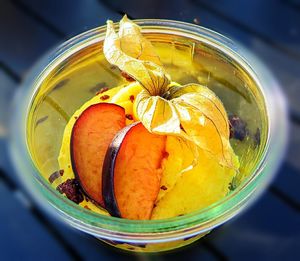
xmin=0 ymin=0 xmax=299 ymax=260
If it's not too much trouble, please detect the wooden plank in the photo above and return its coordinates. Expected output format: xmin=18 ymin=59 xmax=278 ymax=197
xmin=38 ymin=221 xmax=138 ymax=261
xmin=0 ymin=181 xmax=73 ymax=260
xmin=0 ymin=70 xmax=16 ymax=139
xmin=272 ymin=123 xmax=300 ymax=206
xmin=160 ymin=240 xmax=220 ymax=261
xmin=285 ymin=0 xmax=300 ymax=9
xmin=14 ymin=0 xmax=121 ymax=36
xmin=0 ymin=1 xmax=60 ymax=76
xmin=205 ymin=192 xmax=300 ymax=260
xmin=0 ymin=70 xmax=20 ymax=184
xmin=192 ymin=0 xmax=300 ymax=59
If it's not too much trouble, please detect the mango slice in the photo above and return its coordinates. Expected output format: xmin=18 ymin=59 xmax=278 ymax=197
xmin=152 ymin=148 xmax=236 ymax=219
xmin=156 ymin=136 xmax=197 ymax=202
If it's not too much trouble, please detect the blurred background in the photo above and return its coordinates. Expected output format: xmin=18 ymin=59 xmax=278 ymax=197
xmin=0 ymin=0 xmax=300 ymax=260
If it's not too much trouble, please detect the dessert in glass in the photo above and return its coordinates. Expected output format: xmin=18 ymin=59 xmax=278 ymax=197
xmin=10 ymin=16 xmax=287 ymax=252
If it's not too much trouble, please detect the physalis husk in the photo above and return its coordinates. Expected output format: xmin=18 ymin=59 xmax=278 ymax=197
xmin=104 ymin=15 xmax=238 ymax=169
xmin=104 ymin=15 xmax=170 ymax=96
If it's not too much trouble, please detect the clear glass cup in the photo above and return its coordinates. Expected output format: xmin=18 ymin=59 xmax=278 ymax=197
xmin=9 ymin=20 xmax=288 ymax=252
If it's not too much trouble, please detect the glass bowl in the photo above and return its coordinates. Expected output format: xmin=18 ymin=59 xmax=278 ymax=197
xmin=9 ymin=19 xmax=288 ymax=252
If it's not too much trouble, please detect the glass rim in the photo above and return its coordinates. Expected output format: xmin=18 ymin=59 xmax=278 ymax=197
xmin=9 ymin=19 xmax=288 ymax=242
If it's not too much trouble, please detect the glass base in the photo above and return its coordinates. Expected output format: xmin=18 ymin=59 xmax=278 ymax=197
xmin=99 ymin=232 xmax=209 ymax=253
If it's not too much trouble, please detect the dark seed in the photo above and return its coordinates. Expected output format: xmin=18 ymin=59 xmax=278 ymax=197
xmin=100 ymin=95 xmax=110 ymax=100
xmin=160 ymin=185 xmax=168 ymax=190
xmin=125 ymin=114 xmax=133 ymax=120
xmin=121 ymin=71 xmax=135 ymax=82
xmin=228 ymin=182 xmax=236 ymax=191
xmin=229 ymin=115 xmax=249 ymax=141
xmin=48 ymin=169 xmax=64 ymax=183
xmin=180 ymin=123 xmax=187 ymax=133
xmin=162 ymin=151 xmax=169 ymax=159
xmin=96 ymin=87 xmax=109 ymax=95
xmin=129 ymin=95 xmax=135 ymax=103
xmin=57 ymin=179 xmax=84 ymax=204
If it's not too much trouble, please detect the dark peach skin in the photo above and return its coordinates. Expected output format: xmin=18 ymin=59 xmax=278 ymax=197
xmin=71 ymin=103 xmax=126 ymax=206
xmin=102 ymin=122 xmax=166 ymax=220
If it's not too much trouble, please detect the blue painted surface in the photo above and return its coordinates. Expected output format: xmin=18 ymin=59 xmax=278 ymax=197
xmin=0 ymin=0 xmax=299 ymax=260
xmin=0 ymin=70 xmax=20 ymax=183
xmin=0 ymin=1 xmax=60 ymax=76
xmin=13 ymin=0 xmax=121 ymax=37
xmin=206 ymin=192 xmax=300 ymax=260
xmin=193 ymin=0 xmax=300 ymax=56
xmin=0 ymin=182 xmax=72 ymax=260
xmin=273 ymin=123 xmax=300 ymax=205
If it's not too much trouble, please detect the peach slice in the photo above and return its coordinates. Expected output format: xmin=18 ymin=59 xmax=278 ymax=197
xmin=102 ymin=122 xmax=166 ymax=219
xmin=71 ymin=103 xmax=126 ymax=206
